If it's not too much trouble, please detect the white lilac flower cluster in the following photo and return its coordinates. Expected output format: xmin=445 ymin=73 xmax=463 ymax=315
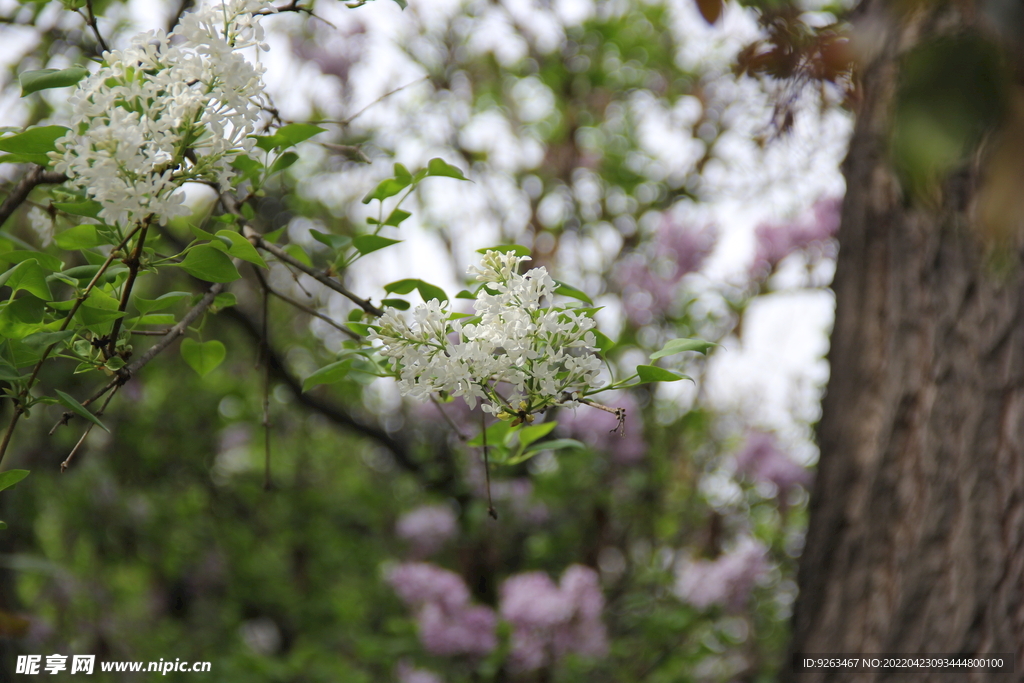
xmin=53 ymin=0 xmax=275 ymax=227
xmin=370 ymin=251 xmax=603 ymax=418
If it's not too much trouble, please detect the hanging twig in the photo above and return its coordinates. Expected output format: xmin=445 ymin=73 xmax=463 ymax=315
xmin=106 ymin=216 xmax=152 ymax=357
xmin=259 ymin=280 xmax=273 ymax=490
xmin=60 ymin=385 xmax=119 ymax=472
xmin=430 ymin=395 xmax=468 ymax=441
xmin=481 ymin=410 xmax=496 ymax=520
xmin=78 ymin=0 xmax=109 ymax=53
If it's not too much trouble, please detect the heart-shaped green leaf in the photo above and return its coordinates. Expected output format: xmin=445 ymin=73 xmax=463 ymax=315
xmin=180 ymin=339 xmax=226 ymax=378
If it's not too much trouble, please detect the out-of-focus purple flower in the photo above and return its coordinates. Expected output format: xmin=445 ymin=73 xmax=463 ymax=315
xmin=396 ymin=505 xmax=458 ymax=557
xmin=386 ymin=562 xmax=470 ymax=612
xmin=418 ymin=602 xmax=498 ymax=657
xmin=499 ymin=565 xmax=608 ymax=672
xmin=733 ymin=430 xmax=810 ymax=494
xmin=386 ymin=562 xmax=498 ymax=657
xmin=558 ymin=392 xmax=645 ymax=464
xmin=674 ymin=538 xmax=769 ymax=612
xmin=750 ymin=196 xmax=842 ymax=278
xmin=614 ymin=219 xmax=717 ymax=325
xmin=396 ymin=662 xmax=444 ymax=683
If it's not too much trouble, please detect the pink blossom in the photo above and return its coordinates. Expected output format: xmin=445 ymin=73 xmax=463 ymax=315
xmin=499 ymin=565 xmax=608 ymax=672
xmin=558 ymin=392 xmax=645 ymax=464
xmin=614 ymin=219 xmax=716 ymax=325
xmin=385 ymin=562 xmax=470 ymax=612
xmin=418 ymin=602 xmax=498 ymax=657
xmin=386 ymin=563 xmax=498 ymax=657
xmin=396 ymin=505 xmax=458 ymax=557
xmin=396 ymin=662 xmax=444 ymax=683
xmin=750 ymin=196 xmax=842 ymax=278
xmin=733 ymin=430 xmax=810 ymax=494
xmin=674 ymin=538 xmax=769 ymax=612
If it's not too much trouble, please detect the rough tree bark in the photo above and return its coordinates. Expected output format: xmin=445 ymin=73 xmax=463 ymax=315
xmin=787 ymin=1 xmax=1024 ymax=680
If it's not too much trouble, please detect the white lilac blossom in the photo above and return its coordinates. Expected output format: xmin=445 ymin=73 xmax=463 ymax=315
xmin=370 ymin=251 xmax=603 ymax=418
xmin=674 ymin=538 xmax=769 ymax=612
xmin=395 ymin=505 xmax=458 ymax=557
xmin=52 ymin=0 xmax=275 ymax=227
xmin=385 ymin=562 xmax=497 ymax=657
xmin=499 ymin=565 xmax=608 ymax=672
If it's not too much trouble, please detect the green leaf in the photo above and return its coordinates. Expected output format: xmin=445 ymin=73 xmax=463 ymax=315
xmin=426 ymin=157 xmax=468 ymax=180
xmin=177 ymin=246 xmax=241 ymax=283
xmin=476 ymin=244 xmax=531 ymax=257
xmin=21 ymin=330 xmax=74 ymax=351
xmin=635 ymin=365 xmax=691 ymax=383
xmin=353 ymin=235 xmax=401 ymax=255
xmin=507 ymin=438 xmax=586 ymax=465
xmin=262 ymin=226 xmax=286 ymax=244
xmin=52 ymin=200 xmax=103 ymax=218
xmin=392 ymin=0 xmax=408 ymax=11
xmin=384 ymin=279 xmax=448 ymax=303
xmin=0 ymin=361 xmax=22 ymax=381
xmin=0 ymin=250 xmax=62 ymax=272
xmin=180 ymin=338 xmax=226 ymax=378
xmin=270 ymin=151 xmax=299 ymax=174
xmin=20 ymin=67 xmax=89 ymax=96
xmin=134 ymin=291 xmax=190 ymax=315
xmin=283 ymin=244 xmax=313 ymax=268
xmin=593 ymin=330 xmax=615 ymax=353
xmin=393 ymin=163 xmax=412 ymax=184
xmin=361 ymin=177 xmax=409 ymax=204
xmin=214 ymin=230 xmax=267 ymax=268
xmin=0 ymin=469 xmax=29 ymax=492
xmin=467 ymin=419 xmax=513 ymax=447
xmin=309 ymin=229 xmax=351 ymax=251
xmin=0 ymin=261 xmax=52 ymax=300
xmin=276 ymin=123 xmax=326 ymax=147
xmin=132 ymin=314 xmax=175 ymax=326
xmin=346 ymin=322 xmax=375 ymax=336
xmin=649 ymin=338 xmax=718 ymax=360
xmin=55 ymin=389 xmax=109 ymax=432
xmin=380 ymin=298 xmax=410 ymax=310
xmin=302 ymin=359 xmax=353 ymax=392
xmin=384 ymin=209 xmax=411 ymax=227
xmin=213 ymin=292 xmax=236 ymax=309
xmin=554 ymin=280 xmax=592 ymax=305
xmin=517 ymin=421 xmax=558 ymax=449
xmin=0 ymin=125 xmax=68 ymax=156
xmin=54 ymin=223 xmax=101 ymax=250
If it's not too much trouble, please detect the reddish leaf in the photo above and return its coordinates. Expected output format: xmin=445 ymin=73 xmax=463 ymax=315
xmin=695 ymin=0 xmax=723 ymax=25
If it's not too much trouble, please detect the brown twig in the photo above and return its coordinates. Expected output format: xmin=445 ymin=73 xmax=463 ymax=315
xmin=259 ymin=280 xmax=272 ymax=490
xmin=78 ymin=0 xmax=109 ymax=53
xmin=430 ymin=394 xmax=468 ymax=441
xmin=60 ymin=386 xmax=118 ymax=472
xmin=106 ymin=216 xmax=151 ymax=357
xmin=0 ymin=222 xmax=146 ymax=466
xmin=265 ymin=281 xmax=358 ymax=339
xmin=0 ymin=167 xmax=66 ymax=229
xmin=481 ymin=410 xmax=497 ymax=520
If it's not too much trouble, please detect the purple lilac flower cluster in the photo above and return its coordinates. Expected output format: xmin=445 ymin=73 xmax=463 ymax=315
xmin=674 ymin=538 xmax=769 ymax=612
xmin=750 ymin=197 xmax=842 ymax=279
xmin=395 ymin=505 xmax=458 ymax=558
xmin=386 ymin=562 xmax=608 ymax=671
xmin=499 ymin=565 xmax=608 ymax=672
xmin=614 ymin=217 xmax=717 ymax=326
xmin=385 ymin=563 xmax=497 ymax=657
xmin=733 ymin=430 xmax=810 ymax=495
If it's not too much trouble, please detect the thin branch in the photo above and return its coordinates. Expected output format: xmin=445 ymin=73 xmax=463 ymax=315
xmin=259 ymin=278 xmax=272 ymax=490
xmin=131 ymin=329 xmax=174 ymax=336
xmin=106 ymin=216 xmax=151 ymax=357
xmin=60 ymin=386 xmax=118 ymax=472
xmin=0 ymin=167 xmax=66 ymax=229
xmin=482 ymin=409 xmax=496 ymax=520
xmin=315 ymin=76 xmax=430 ymax=128
xmin=264 ymin=279 xmax=359 ymax=339
xmin=577 ymin=397 xmax=626 ymax=436
xmin=78 ymin=0 xmax=109 ymax=53
xmin=430 ymin=394 xmax=468 ymax=441
xmin=0 ymin=222 xmax=146 ymax=466
xmin=119 ymin=283 xmax=224 ymax=381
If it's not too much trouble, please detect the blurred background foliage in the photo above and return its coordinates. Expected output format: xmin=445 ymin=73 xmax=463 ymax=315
xmin=0 ymin=0 xmax=865 ymax=680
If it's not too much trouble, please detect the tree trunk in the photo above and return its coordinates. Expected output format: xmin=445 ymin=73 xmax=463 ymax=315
xmin=788 ymin=1 xmax=1024 ymax=680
